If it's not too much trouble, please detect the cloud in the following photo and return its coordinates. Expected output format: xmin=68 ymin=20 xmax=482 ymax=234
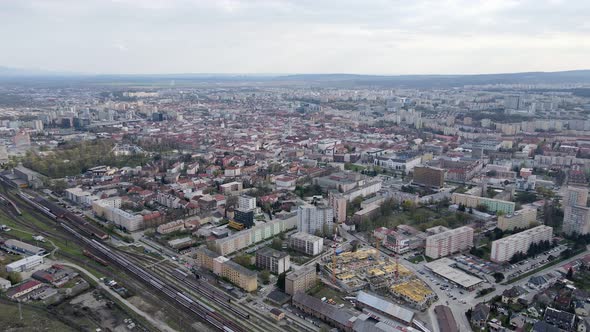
xmin=0 ymin=0 xmax=588 ymax=74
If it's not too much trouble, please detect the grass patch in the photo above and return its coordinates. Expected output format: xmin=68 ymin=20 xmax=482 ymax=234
xmin=0 ymin=300 xmax=76 ymax=332
xmin=308 ymin=284 xmax=345 ymax=305
xmin=408 ymin=255 xmax=425 ymax=263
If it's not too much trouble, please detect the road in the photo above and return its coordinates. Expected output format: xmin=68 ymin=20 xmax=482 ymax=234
xmin=59 ymin=262 xmax=175 ymax=332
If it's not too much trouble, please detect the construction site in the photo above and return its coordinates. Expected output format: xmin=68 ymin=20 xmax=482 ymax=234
xmin=323 ymin=247 xmax=436 ymax=310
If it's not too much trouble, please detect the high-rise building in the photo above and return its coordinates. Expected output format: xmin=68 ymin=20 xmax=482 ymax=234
xmin=425 ymin=226 xmax=474 ymax=259
xmin=413 ymin=166 xmax=445 ymax=189
xmin=0 ymin=144 xmax=8 ymax=164
xmin=255 ymin=247 xmax=290 ymax=274
xmin=563 ymin=186 xmax=590 ymax=236
xmin=490 ymin=225 xmax=553 ymax=263
xmin=563 ymin=186 xmax=588 ymax=207
xmin=238 ymin=195 xmax=256 ymax=210
xmin=297 ymin=204 xmax=334 ymax=235
xmin=285 ymin=265 xmax=318 ymax=295
xmin=328 ymin=191 xmax=347 ymax=223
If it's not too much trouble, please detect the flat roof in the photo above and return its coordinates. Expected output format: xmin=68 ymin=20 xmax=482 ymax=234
xmin=356 ymin=291 xmax=414 ymax=324
xmin=424 ymin=258 xmax=483 ymax=288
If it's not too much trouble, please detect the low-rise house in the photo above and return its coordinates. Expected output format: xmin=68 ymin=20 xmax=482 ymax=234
xmin=502 ymin=286 xmax=526 ymax=304
xmin=471 ymin=303 xmax=490 ymax=328
xmin=544 ymin=307 xmax=575 ymax=331
xmin=6 ymin=280 xmax=43 ymax=300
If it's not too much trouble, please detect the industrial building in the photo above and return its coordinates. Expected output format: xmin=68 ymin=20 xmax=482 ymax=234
xmin=424 ymin=258 xmax=484 ymax=290
xmin=285 ymin=265 xmax=318 ymax=295
xmin=289 ymin=232 xmax=324 ymax=256
xmin=497 ymin=208 xmax=538 ymax=231
xmin=355 ymin=291 xmax=415 ymax=326
xmin=490 ymin=225 xmax=554 ymax=263
xmin=2 ymin=239 xmax=45 ymax=256
xmin=255 ymin=247 xmax=290 ymax=274
xmin=413 ymin=165 xmax=445 ymax=188
xmin=6 ymin=255 xmax=44 ymax=272
xmin=425 ymin=226 xmax=474 ymax=259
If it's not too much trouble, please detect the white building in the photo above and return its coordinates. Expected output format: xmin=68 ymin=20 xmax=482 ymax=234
xmin=490 ymin=225 xmax=553 ymax=263
xmin=289 ymin=232 xmax=324 ymax=256
xmin=563 ymin=186 xmax=590 ymax=235
xmin=6 ymin=255 xmax=44 ymax=272
xmin=239 ymin=195 xmax=256 ymax=211
xmin=297 ymin=204 xmax=334 ymax=235
xmin=425 ymin=226 xmax=474 ymax=259
xmin=0 ymin=277 xmax=11 ymax=290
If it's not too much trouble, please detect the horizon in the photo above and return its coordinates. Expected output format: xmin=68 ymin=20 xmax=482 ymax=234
xmin=1 ymin=1 xmax=590 ymax=75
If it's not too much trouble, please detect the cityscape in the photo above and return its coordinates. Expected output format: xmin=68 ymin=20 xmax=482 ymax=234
xmin=1 ymin=1 xmax=590 ymax=332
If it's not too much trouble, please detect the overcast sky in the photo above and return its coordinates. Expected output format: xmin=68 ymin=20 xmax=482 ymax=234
xmin=1 ymin=0 xmax=589 ymax=75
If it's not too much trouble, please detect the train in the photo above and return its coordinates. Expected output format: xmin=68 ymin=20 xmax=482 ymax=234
xmin=58 ymin=224 xmax=244 ymax=332
xmin=83 ymin=249 xmax=109 ymax=266
xmin=169 ymin=268 xmax=250 ymax=320
xmin=18 ymin=191 xmax=109 ymax=240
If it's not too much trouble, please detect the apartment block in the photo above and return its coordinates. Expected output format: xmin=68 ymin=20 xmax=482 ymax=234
xmin=451 ymin=193 xmax=515 ymax=214
xmin=490 ymin=225 xmax=553 ymax=263
xmin=297 ymin=204 xmax=334 ymax=235
xmin=214 ymin=215 xmax=297 ymax=256
xmin=256 ymin=247 xmax=290 ymax=274
xmin=289 ymin=232 xmax=324 ymax=256
xmin=497 ymin=208 xmax=537 ymax=231
xmin=285 ymin=265 xmax=318 ymax=295
xmin=213 ymin=256 xmax=258 ymax=292
xmin=425 ymin=226 xmax=474 ymax=259
xmin=563 ymin=186 xmax=590 ymax=235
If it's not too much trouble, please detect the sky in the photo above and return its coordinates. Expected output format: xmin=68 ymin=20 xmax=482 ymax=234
xmin=1 ymin=0 xmax=589 ymax=75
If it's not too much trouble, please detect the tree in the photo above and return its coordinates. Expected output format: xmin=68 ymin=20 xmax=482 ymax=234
xmin=566 ymin=267 xmax=574 ymax=280
xmin=492 ymin=272 xmax=505 ymax=283
xmin=457 ymin=203 xmax=466 ymax=212
xmin=260 ymin=270 xmax=271 ymax=285
xmin=234 ymin=255 xmax=252 ymax=268
xmin=476 ymin=204 xmax=488 ymax=213
xmin=7 ymin=272 xmax=22 ymax=284
xmin=271 ymin=238 xmax=283 ymax=250
xmin=276 ymin=272 xmax=286 ymax=291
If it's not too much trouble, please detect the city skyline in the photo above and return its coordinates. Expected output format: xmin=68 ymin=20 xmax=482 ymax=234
xmin=1 ymin=0 xmax=589 ymax=75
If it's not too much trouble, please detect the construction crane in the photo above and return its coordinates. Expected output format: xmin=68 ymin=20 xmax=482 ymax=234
xmin=375 ymin=238 xmax=440 ymax=283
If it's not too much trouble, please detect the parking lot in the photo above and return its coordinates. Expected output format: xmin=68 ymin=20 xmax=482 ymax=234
xmin=504 ymin=245 xmax=568 ymax=280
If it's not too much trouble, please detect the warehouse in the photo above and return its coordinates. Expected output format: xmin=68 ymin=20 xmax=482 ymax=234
xmin=2 ymin=239 xmax=46 ymax=256
xmin=6 ymin=255 xmax=44 ymax=272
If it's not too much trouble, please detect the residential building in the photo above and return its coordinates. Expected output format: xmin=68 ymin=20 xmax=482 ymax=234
xmin=490 ymin=225 xmax=553 ymax=263
xmin=413 ymin=166 xmax=445 ymax=188
xmin=195 ymin=247 xmax=219 ymax=271
xmin=451 ymin=193 xmax=516 ymax=214
xmin=285 ymin=265 xmax=318 ymax=295
xmin=297 ymin=204 xmax=334 ymax=236
xmin=256 ymin=247 xmax=290 ymax=274
xmin=425 ymin=226 xmax=474 ymax=259
xmin=289 ymin=232 xmax=324 ymax=256
xmin=328 ymin=191 xmax=347 ymax=223
xmin=214 ymin=215 xmax=297 ymax=255
xmin=212 ymin=256 xmax=257 ymax=292
xmin=238 ymin=195 xmax=256 ymax=210
xmin=498 ymin=208 xmax=538 ymax=231
xmin=563 ymin=186 xmax=590 ymax=235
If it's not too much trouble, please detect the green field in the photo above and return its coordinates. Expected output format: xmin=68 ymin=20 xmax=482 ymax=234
xmin=0 ymin=300 xmax=76 ymax=332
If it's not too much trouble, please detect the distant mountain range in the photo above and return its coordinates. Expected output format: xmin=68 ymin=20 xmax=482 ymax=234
xmin=1 ymin=66 xmax=590 ymax=88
